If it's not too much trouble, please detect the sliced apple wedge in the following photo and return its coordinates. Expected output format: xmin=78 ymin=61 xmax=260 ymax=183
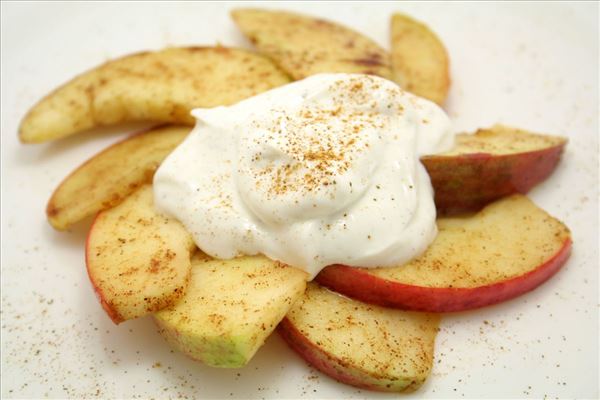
xmin=316 ymin=195 xmax=572 ymax=312
xmin=231 ymin=8 xmax=392 ymax=80
xmin=422 ymin=125 xmax=567 ymax=214
xmin=19 ymin=47 xmax=290 ymax=143
xmin=279 ymin=283 xmax=440 ymax=392
xmin=391 ymin=13 xmax=450 ymax=105
xmin=47 ymin=125 xmax=190 ymax=230
xmin=86 ymin=184 xmax=195 ymax=323
xmin=154 ymin=254 xmax=307 ymax=368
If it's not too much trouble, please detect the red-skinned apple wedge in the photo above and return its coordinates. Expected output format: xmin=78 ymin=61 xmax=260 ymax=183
xmin=279 ymin=283 xmax=440 ymax=392
xmin=86 ymin=184 xmax=195 ymax=323
xmin=421 ymin=125 xmax=567 ymax=214
xmin=316 ymin=195 xmax=571 ymax=312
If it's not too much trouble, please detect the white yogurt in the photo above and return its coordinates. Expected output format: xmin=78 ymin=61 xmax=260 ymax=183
xmin=153 ymin=73 xmax=453 ymax=278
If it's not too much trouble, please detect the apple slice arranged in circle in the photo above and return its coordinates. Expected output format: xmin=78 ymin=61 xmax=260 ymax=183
xmin=86 ymin=184 xmax=196 ymax=323
xmin=231 ymin=8 xmax=392 ymax=80
xmin=391 ymin=13 xmax=450 ymax=106
xmin=422 ymin=125 xmax=567 ymax=214
xmin=154 ymin=253 xmax=307 ymax=368
xmin=279 ymin=283 xmax=440 ymax=392
xmin=47 ymin=125 xmax=190 ymax=231
xmin=316 ymin=195 xmax=572 ymax=312
xmin=19 ymin=47 xmax=290 ymax=143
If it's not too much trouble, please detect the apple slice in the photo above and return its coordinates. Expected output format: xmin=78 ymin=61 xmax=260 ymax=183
xmin=422 ymin=125 xmax=568 ymax=214
xmin=19 ymin=47 xmax=290 ymax=143
xmin=391 ymin=13 xmax=450 ymax=105
xmin=86 ymin=184 xmax=195 ymax=323
xmin=154 ymin=254 xmax=307 ymax=368
xmin=316 ymin=195 xmax=572 ymax=312
xmin=47 ymin=125 xmax=190 ymax=230
xmin=231 ymin=8 xmax=392 ymax=80
xmin=279 ymin=283 xmax=440 ymax=392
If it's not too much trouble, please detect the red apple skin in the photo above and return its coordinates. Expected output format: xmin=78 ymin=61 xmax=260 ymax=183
xmin=85 ymin=214 xmax=124 ymax=324
xmin=278 ymin=318 xmax=375 ymax=391
xmin=423 ymin=144 xmax=566 ymax=214
xmin=278 ymin=318 xmax=413 ymax=392
xmin=315 ymin=238 xmax=572 ymax=313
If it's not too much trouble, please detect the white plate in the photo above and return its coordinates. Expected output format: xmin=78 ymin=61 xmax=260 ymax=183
xmin=1 ymin=2 xmax=598 ymax=398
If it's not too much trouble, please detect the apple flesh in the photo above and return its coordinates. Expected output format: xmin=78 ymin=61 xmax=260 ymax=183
xmin=391 ymin=13 xmax=450 ymax=105
xmin=231 ymin=8 xmax=392 ymax=80
xmin=47 ymin=125 xmax=190 ymax=231
xmin=422 ymin=125 xmax=567 ymax=214
xmin=279 ymin=283 xmax=440 ymax=392
xmin=154 ymin=253 xmax=307 ymax=368
xmin=316 ymin=195 xmax=571 ymax=312
xmin=86 ymin=184 xmax=195 ymax=323
xmin=19 ymin=47 xmax=291 ymax=143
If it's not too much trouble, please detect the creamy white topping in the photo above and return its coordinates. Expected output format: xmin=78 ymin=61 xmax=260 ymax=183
xmin=153 ymin=73 xmax=453 ymax=278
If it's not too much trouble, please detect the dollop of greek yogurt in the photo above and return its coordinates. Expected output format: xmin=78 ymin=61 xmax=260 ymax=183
xmin=153 ymin=73 xmax=453 ymax=278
